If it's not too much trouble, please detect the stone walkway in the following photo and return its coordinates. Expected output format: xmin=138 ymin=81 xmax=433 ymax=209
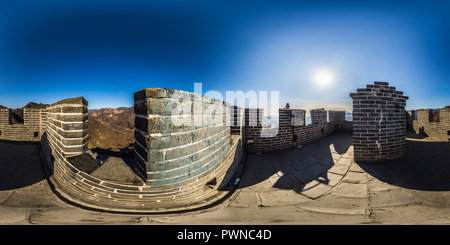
xmin=230 ymin=131 xmax=370 ymax=216
xmin=2 ymin=131 xmax=450 ymax=224
xmin=221 ymin=131 xmax=450 ymax=223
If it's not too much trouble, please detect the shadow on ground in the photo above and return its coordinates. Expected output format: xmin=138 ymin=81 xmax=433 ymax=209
xmin=90 ymin=142 xmax=135 ymax=158
xmin=355 ymin=132 xmax=450 ymax=191
xmin=0 ymin=140 xmax=45 ymax=191
xmin=239 ymin=131 xmax=353 ymax=195
xmin=239 ymin=131 xmax=450 ymax=195
xmin=68 ymin=144 xmax=145 ymax=186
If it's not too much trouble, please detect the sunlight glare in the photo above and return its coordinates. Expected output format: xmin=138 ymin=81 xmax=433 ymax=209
xmin=314 ymin=71 xmax=333 ymax=86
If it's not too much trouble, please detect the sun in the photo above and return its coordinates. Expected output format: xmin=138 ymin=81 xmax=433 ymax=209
xmin=313 ymin=71 xmax=333 ymax=86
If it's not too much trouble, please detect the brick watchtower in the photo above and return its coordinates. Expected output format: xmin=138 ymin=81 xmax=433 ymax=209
xmin=350 ymin=82 xmax=409 ymax=162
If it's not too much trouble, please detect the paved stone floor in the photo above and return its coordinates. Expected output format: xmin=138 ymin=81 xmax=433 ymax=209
xmin=2 ymin=131 xmax=450 ymax=224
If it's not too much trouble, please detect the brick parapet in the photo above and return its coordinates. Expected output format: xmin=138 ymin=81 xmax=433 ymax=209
xmin=412 ymin=107 xmax=450 ymax=141
xmin=133 ymin=88 xmax=233 ymax=189
xmin=350 ymin=81 xmax=409 ymax=162
xmin=244 ymin=108 xmax=351 ymax=153
xmin=44 ymin=99 xmax=89 ymax=158
xmin=0 ymin=108 xmax=43 ymax=142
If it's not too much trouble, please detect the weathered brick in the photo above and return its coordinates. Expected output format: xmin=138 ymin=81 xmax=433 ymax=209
xmin=351 ymin=82 xmax=408 ymax=162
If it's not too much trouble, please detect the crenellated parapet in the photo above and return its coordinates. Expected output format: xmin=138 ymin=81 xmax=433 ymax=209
xmin=412 ymin=107 xmax=450 ymax=141
xmin=43 ymin=97 xmax=89 ymax=157
xmin=244 ymin=108 xmax=352 ymax=153
xmin=0 ymin=107 xmax=42 ymax=141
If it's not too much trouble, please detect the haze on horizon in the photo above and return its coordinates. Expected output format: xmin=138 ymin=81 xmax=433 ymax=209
xmin=1 ymin=0 xmax=449 ymax=114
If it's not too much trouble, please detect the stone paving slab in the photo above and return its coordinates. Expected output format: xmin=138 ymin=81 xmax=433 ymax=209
xmin=342 ymin=171 xmax=367 ymax=184
xmin=271 ymin=175 xmax=304 ymax=190
xmin=254 ymin=166 xmax=278 ymax=179
xmin=272 ymin=164 xmax=292 ymax=176
xmin=306 ymin=163 xmax=329 ymax=175
xmin=301 ymin=156 xmax=321 ymax=165
xmin=349 ymin=161 xmax=365 ymax=173
xmin=331 ymin=182 xmax=368 ymax=198
xmin=318 ymin=158 xmax=334 ymax=167
xmin=292 ymin=170 xmax=318 ymax=184
xmin=298 ymin=194 xmax=369 ymax=215
xmin=240 ymin=178 xmax=274 ymax=192
xmin=297 ymin=180 xmax=333 ymax=199
xmin=367 ymin=176 xmax=400 ymax=192
xmin=3 ymin=131 xmax=450 ymax=224
xmin=402 ymin=189 xmax=450 ymax=206
xmin=369 ymin=204 xmax=450 ymax=224
xmin=289 ymin=160 xmax=312 ymax=171
xmin=318 ymin=172 xmax=343 ymax=186
xmin=228 ymin=191 xmax=260 ymax=207
xmin=328 ymin=163 xmax=350 ymax=175
xmin=369 ymin=188 xmax=421 ymax=207
xmin=259 ymin=189 xmax=309 ymax=206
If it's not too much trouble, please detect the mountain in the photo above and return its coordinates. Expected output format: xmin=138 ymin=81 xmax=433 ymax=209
xmin=88 ymin=107 xmax=135 ymax=157
xmin=88 ymin=109 xmax=99 ymax=116
xmin=89 ymin=107 xmax=134 ymax=129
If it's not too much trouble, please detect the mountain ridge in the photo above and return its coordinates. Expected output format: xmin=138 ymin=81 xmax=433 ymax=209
xmin=87 ymin=106 xmax=135 ymax=157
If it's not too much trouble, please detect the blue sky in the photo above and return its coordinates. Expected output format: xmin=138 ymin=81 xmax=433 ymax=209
xmin=0 ymin=0 xmax=449 ymax=113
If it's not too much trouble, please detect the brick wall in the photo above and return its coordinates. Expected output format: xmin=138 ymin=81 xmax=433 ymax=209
xmin=244 ymin=108 xmax=352 ymax=153
xmin=40 ymin=96 xmax=89 ymax=178
xmin=44 ymin=97 xmax=89 ymax=158
xmin=38 ymin=94 xmax=245 ymax=212
xmin=412 ymin=107 xmax=450 ymax=141
xmin=406 ymin=110 xmax=416 ymax=132
xmin=133 ymin=88 xmax=233 ymax=189
xmin=230 ymin=106 xmax=245 ymax=135
xmin=0 ymin=108 xmax=42 ymax=141
xmin=350 ymin=81 xmax=409 ymax=162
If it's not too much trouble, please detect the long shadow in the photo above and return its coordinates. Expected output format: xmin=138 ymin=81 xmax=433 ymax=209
xmin=355 ymin=132 xmax=450 ymax=191
xmin=90 ymin=142 xmax=135 ymax=158
xmin=0 ymin=139 xmax=46 ymax=191
xmin=238 ymin=131 xmax=353 ymax=193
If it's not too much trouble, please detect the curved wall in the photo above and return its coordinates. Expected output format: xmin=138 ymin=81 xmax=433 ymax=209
xmin=133 ymin=88 xmax=231 ymax=188
xmin=39 ymin=93 xmax=244 ymax=212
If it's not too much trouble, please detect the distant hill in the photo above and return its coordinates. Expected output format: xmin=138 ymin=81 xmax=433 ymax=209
xmin=88 ymin=109 xmax=99 ymax=116
xmin=89 ymin=107 xmax=134 ymax=129
xmin=88 ymin=107 xmax=135 ymax=157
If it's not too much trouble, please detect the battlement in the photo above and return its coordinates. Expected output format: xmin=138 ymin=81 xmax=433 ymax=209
xmin=0 ymin=107 xmax=42 ymax=141
xmin=241 ymin=108 xmax=352 ymax=153
xmin=350 ymin=81 xmax=409 ymax=162
xmin=410 ymin=107 xmax=450 ymax=141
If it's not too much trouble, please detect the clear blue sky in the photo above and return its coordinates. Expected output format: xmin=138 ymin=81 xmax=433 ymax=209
xmin=0 ymin=0 xmax=449 ymax=112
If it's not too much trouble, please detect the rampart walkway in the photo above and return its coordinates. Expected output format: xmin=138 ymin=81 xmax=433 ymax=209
xmin=1 ymin=132 xmax=450 ymax=224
